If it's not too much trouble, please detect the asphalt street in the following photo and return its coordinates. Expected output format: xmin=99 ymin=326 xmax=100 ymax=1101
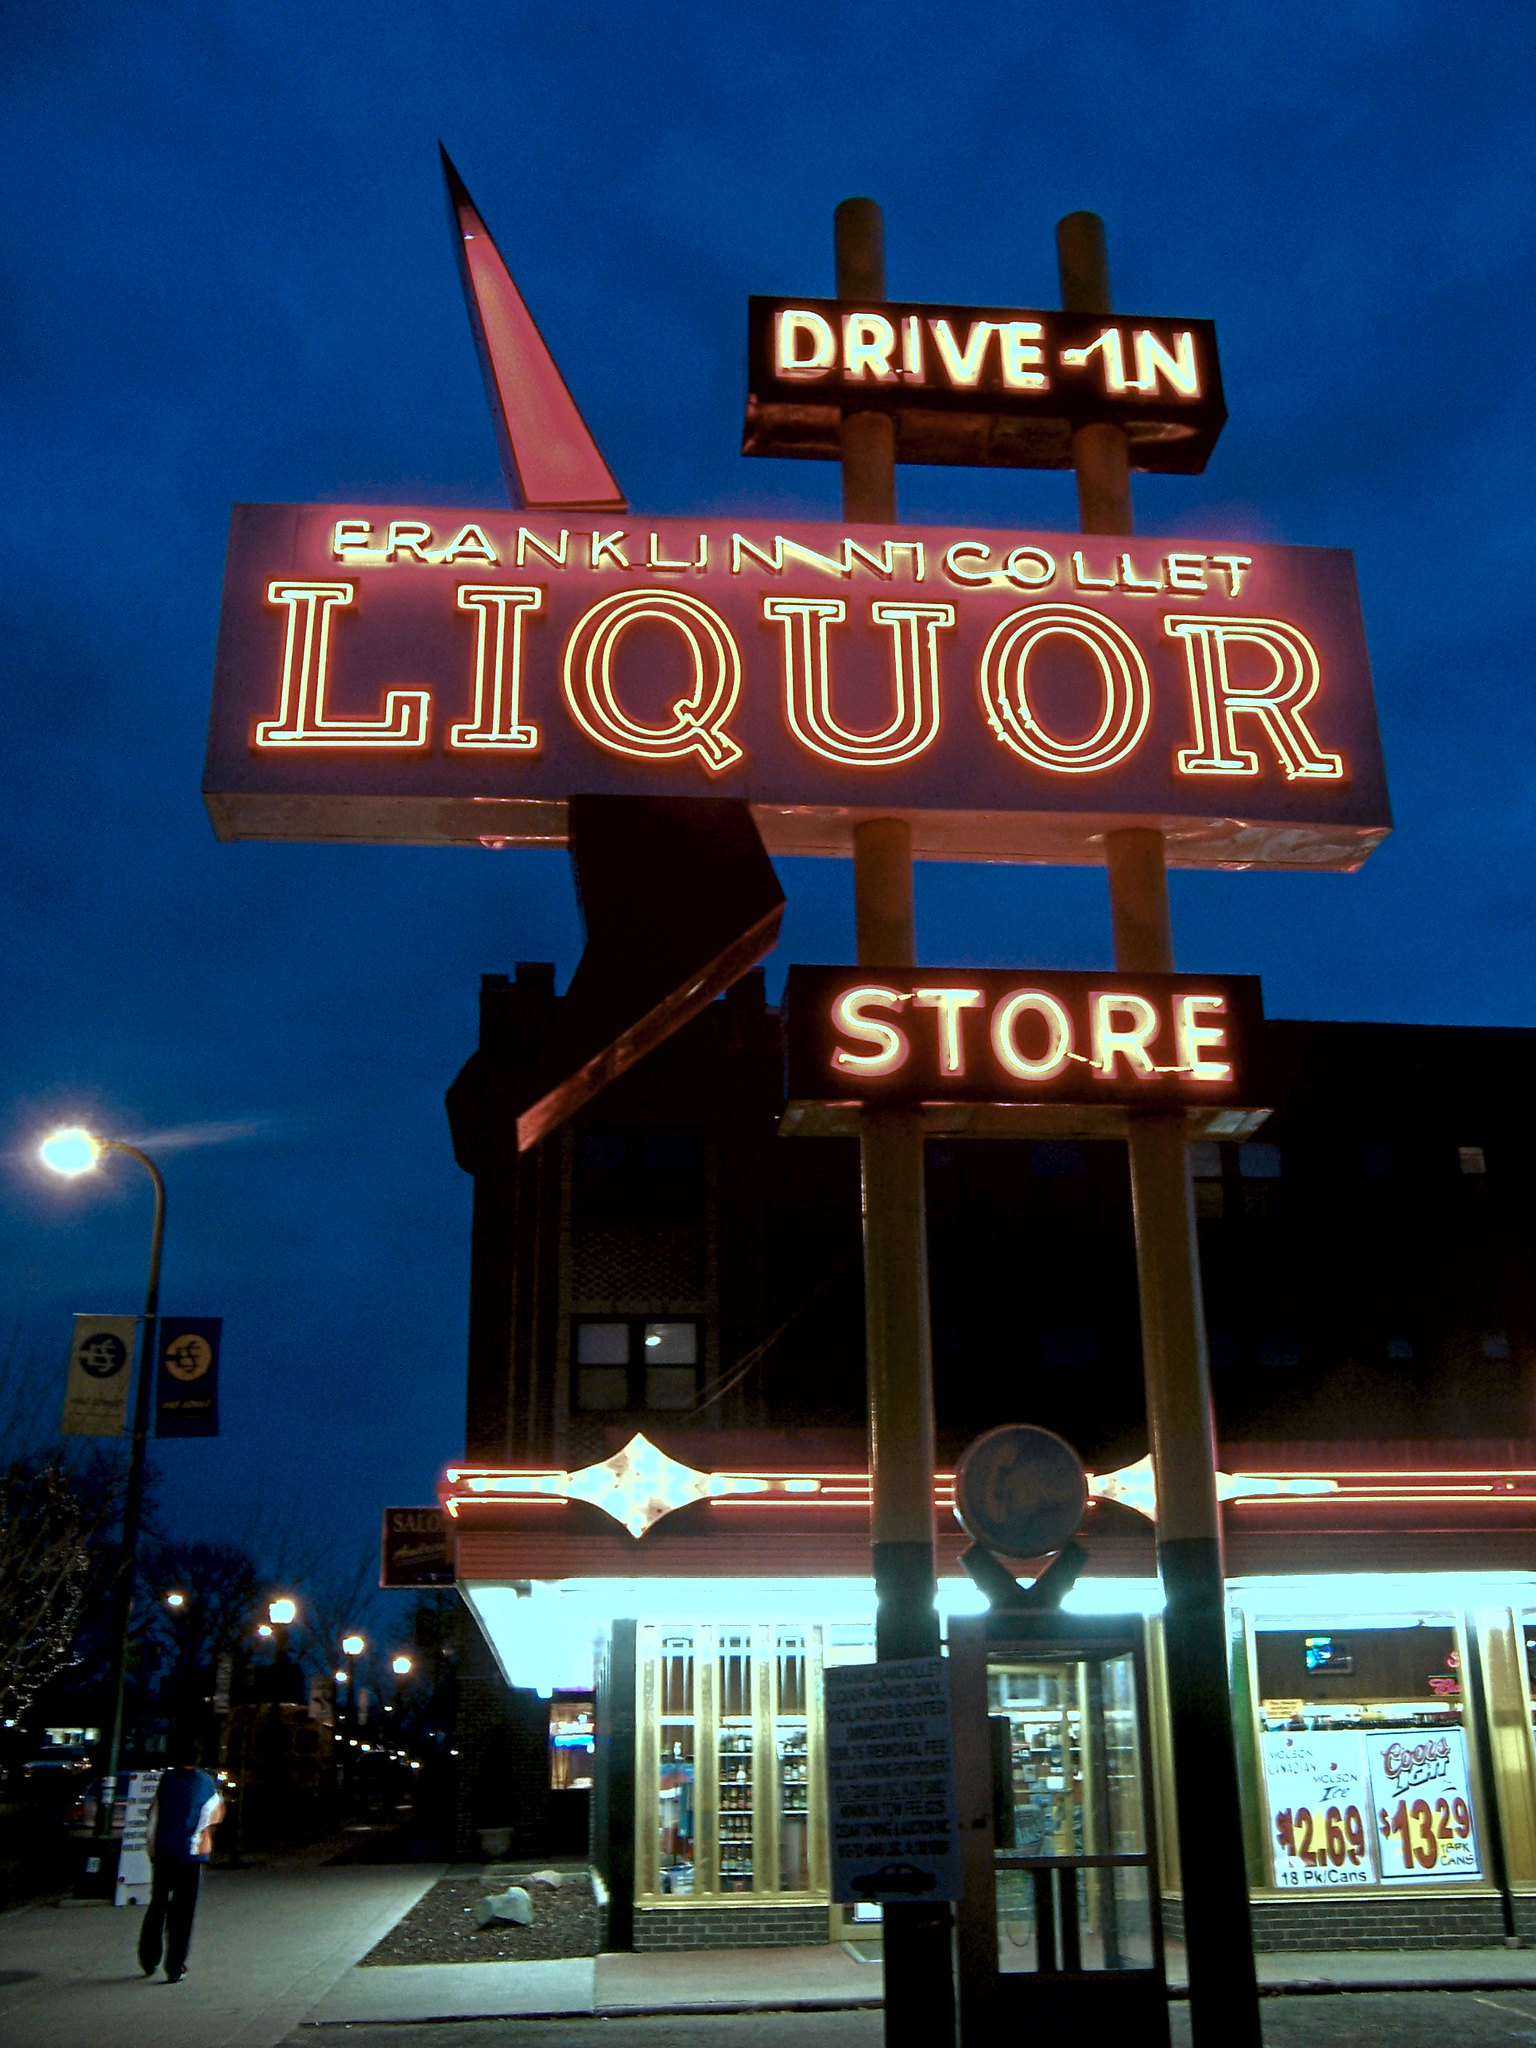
xmin=286 ymin=1990 xmax=1536 ymax=2047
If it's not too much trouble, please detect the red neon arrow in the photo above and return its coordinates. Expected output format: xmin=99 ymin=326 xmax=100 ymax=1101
xmin=440 ymin=146 xmax=626 ymax=512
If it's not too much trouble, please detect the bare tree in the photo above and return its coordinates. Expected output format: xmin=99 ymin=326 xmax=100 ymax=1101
xmin=0 ymin=1456 xmax=115 ymax=1722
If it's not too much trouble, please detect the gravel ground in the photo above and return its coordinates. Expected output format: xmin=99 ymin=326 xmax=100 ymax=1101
xmin=361 ymin=1871 xmax=599 ymax=1965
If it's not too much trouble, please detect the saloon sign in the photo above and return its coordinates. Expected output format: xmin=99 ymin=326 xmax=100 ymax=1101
xmin=205 ymin=510 xmax=1387 ymax=869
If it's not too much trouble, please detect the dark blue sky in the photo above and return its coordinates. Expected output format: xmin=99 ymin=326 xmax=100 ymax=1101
xmin=4 ymin=3 xmax=1534 ymax=1549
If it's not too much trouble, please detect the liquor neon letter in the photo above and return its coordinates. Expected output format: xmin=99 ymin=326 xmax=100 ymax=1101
xmin=979 ymin=604 xmax=1151 ymax=774
xmin=913 ymin=987 xmax=983 ymax=1075
xmin=256 ymin=582 xmax=430 ymax=749
xmin=991 ymin=991 xmax=1073 ymax=1081
xmin=562 ymin=589 xmax=744 ymax=771
xmin=831 ymin=986 xmax=910 ymax=1075
xmin=1090 ymin=992 xmax=1160 ymax=1078
xmin=450 ymin=586 xmax=542 ymax=751
xmin=1166 ymin=615 xmax=1344 ymax=781
xmin=1175 ymin=994 xmax=1232 ymax=1081
xmin=766 ymin=597 xmax=953 ymax=767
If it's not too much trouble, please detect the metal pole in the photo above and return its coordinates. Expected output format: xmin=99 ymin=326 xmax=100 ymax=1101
xmin=1057 ymin=211 xmax=1261 ymax=2046
xmin=836 ymin=197 xmax=954 ymax=2048
xmin=93 ymin=1142 xmax=165 ymax=1863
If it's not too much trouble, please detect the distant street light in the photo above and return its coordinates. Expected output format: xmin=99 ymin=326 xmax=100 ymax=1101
xmin=164 ymin=1591 xmax=187 ymax=1610
xmin=333 ymin=1668 xmax=347 ymax=1685
xmin=341 ymin=1633 xmax=365 ymax=1657
xmin=268 ymin=1597 xmax=297 ymax=1627
xmin=40 ymin=1127 xmax=165 ymax=1883
xmin=391 ymin=1655 xmax=412 ymax=1676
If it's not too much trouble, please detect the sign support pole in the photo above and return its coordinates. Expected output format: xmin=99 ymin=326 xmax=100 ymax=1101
xmin=837 ymin=196 xmax=955 ymax=2048
xmin=1058 ymin=210 xmax=1262 ymax=2046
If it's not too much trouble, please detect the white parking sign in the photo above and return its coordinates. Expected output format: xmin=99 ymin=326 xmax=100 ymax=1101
xmin=824 ymin=1656 xmax=962 ymax=1904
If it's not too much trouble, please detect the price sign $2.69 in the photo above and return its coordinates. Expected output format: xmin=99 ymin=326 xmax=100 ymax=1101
xmin=1273 ymin=1803 xmax=1368 ymax=1875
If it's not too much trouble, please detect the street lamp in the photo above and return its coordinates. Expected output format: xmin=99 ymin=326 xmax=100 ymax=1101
xmin=268 ymin=1597 xmax=297 ymax=1627
xmin=41 ymin=1126 xmax=165 ymax=1877
xmin=391 ymin=1655 xmax=412 ymax=1677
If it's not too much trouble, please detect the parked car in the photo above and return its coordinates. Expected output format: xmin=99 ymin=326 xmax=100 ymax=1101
xmin=18 ymin=1747 xmax=96 ymax=1800
xmin=66 ymin=1775 xmax=135 ymax=1838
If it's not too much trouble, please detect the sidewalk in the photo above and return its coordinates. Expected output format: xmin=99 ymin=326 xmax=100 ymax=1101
xmin=307 ymin=1937 xmax=1536 ymax=2027
xmin=0 ymin=1861 xmax=439 ymax=2048
xmin=6 ymin=1859 xmax=1536 ymax=2043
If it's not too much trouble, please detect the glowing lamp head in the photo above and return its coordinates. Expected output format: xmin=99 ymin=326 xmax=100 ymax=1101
xmin=341 ymin=1633 xmax=365 ymax=1656
xmin=334 ymin=1669 xmax=348 ymax=1685
xmin=164 ymin=1591 xmax=186 ymax=1610
xmin=40 ymin=1128 xmax=101 ymax=1177
xmin=256 ymin=1623 xmax=272 ymax=1638
xmin=391 ymin=1655 xmax=412 ymax=1676
xmin=267 ymin=1597 xmax=297 ymax=1626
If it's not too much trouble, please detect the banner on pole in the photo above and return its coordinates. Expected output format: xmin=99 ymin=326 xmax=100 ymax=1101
xmin=61 ymin=1315 xmax=137 ymax=1437
xmin=154 ymin=1317 xmax=221 ymax=1437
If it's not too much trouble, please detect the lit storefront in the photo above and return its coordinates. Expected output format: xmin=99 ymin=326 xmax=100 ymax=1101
xmin=444 ymin=1438 xmax=1536 ymax=1950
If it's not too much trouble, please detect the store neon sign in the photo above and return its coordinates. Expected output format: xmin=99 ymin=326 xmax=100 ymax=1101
xmin=785 ymin=966 xmax=1266 ymax=1114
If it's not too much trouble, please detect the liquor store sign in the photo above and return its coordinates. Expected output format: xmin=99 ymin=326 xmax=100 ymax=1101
xmin=205 ymin=509 xmax=1388 ymax=870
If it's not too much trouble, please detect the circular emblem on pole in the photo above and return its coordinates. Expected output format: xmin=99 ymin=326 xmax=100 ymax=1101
xmin=77 ymin=1332 xmax=128 ymax=1379
xmin=955 ymin=1424 xmax=1088 ymax=1558
xmin=163 ymin=1334 xmax=212 ymax=1382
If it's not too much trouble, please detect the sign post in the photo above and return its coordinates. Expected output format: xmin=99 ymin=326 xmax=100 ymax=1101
xmin=1059 ymin=209 xmax=1262 ymax=2044
xmin=834 ymin=195 xmax=956 ymax=2048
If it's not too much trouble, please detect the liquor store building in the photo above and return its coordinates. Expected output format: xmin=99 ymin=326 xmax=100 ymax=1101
xmin=443 ymin=967 xmax=1536 ymax=1950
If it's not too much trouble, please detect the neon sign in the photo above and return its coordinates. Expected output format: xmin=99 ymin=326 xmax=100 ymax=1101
xmin=206 ymin=510 xmax=1388 ymax=869
xmin=784 ymin=965 xmax=1267 ymax=1116
xmin=744 ymin=297 xmax=1226 ymax=473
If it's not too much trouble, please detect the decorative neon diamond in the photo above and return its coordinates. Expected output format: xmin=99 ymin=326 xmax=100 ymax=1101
xmin=563 ymin=1432 xmax=767 ymax=1539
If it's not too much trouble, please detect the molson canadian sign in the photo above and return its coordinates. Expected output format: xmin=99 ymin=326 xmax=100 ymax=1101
xmin=204 ymin=509 xmax=1387 ymax=868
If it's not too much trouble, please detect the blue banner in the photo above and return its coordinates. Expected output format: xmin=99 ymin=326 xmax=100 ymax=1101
xmin=154 ymin=1318 xmax=221 ymax=1437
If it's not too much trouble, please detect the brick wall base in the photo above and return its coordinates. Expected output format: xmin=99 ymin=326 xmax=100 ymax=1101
xmin=1162 ymin=1892 xmax=1509 ymax=1950
xmin=634 ymin=1903 xmax=829 ymax=1950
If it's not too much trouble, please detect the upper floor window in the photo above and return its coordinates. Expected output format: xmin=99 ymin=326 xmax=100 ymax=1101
xmin=573 ymin=1317 xmax=701 ymax=1413
xmin=1459 ymin=1146 xmax=1487 ymax=1177
xmin=574 ymin=1123 xmax=705 ymax=1223
xmin=1239 ymin=1143 xmax=1282 ymax=1180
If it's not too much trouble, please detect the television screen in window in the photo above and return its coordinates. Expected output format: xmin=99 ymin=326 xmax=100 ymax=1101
xmin=1304 ymin=1635 xmax=1354 ymax=1676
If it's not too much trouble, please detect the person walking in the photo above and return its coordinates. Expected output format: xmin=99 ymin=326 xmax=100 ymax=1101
xmin=137 ymin=1737 xmax=224 ymax=1983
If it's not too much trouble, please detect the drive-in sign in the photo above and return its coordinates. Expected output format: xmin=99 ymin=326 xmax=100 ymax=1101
xmin=205 ymin=510 xmax=1387 ymax=870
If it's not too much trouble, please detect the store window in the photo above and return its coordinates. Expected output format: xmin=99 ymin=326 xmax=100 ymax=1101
xmin=549 ymin=1695 xmax=594 ymax=1790
xmin=1190 ymin=1141 xmax=1224 ymax=1218
xmin=637 ymin=1620 xmax=828 ymax=1902
xmin=1252 ymin=1613 xmax=1483 ymax=1889
xmin=573 ymin=1318 xmax=701 ymax=1413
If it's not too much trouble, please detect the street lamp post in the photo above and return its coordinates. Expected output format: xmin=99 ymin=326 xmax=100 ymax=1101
xmin=340 ymin=1634 xmax=365 ymax=1814
xmin=41 ymin=1128 xmax=165 ymax=1880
